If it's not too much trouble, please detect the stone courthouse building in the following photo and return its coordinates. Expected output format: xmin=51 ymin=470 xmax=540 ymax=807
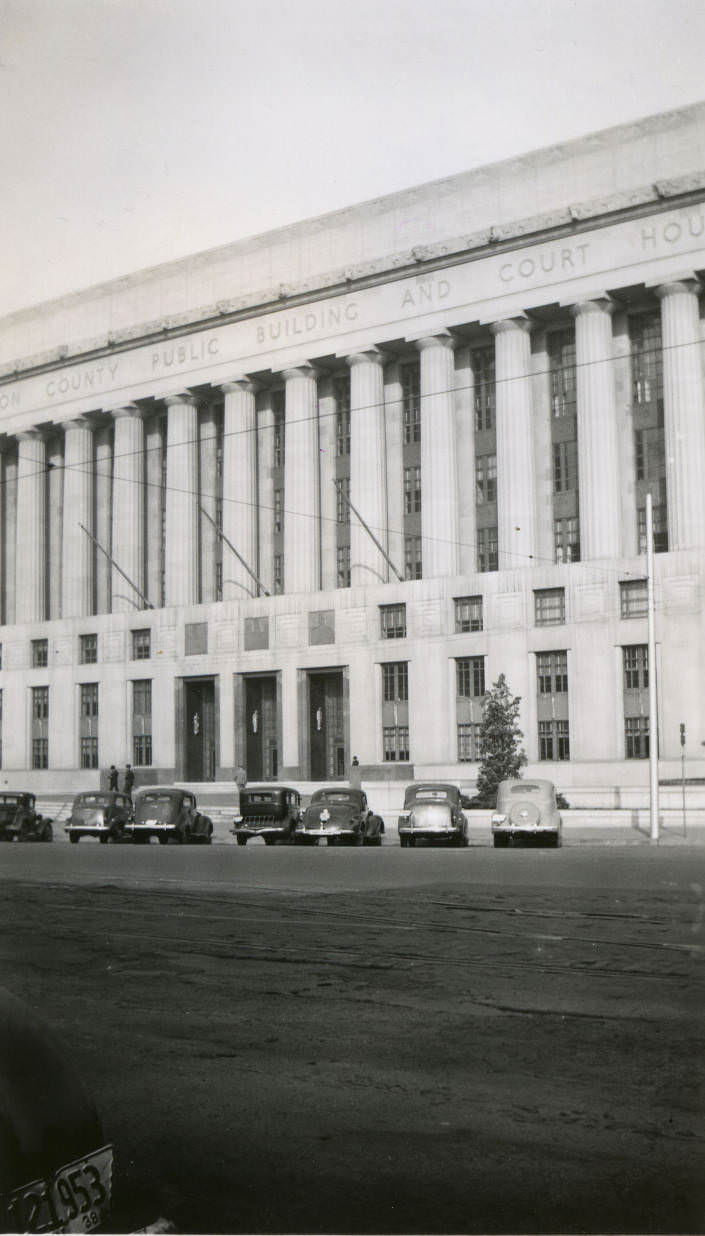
xmin=0 ymin=102 xmax=704 ymax=796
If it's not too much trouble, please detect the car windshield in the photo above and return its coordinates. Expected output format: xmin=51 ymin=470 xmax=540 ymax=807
xmin=511 ymin=785 xmax=542 ymax=794
xmin=415 ymin=790 xmax=451 ymax=801
xmin=315 ymin=792 xmax=356 ymax=805
xmin=136 ymin=793 xmax=178 ymax=822
xmin=76 ymin=794 xmax=112 ymax=807
xmin=0 ymin=796 xmax=21 ymax=807
xmin=244 ymin=793 xmax=277 ymax=804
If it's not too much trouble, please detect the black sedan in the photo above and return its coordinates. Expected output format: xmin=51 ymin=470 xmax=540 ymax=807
xmin=0 ymin=793 xmax=53 ymax=842
xmin=65 ymin=791 xmax=133 ymax=844
xmin=125 ymin=788 xmax=213 ymax=845
xmin=295 ymin=787 xmax=385 ymax=846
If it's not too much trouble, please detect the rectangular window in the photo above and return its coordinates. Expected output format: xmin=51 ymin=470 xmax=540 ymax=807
xmin=403 ymin=465 xmax=421 ymax=514
xmin=185 ymin=622 xmax=208 ymax=656
xmin=133 ymin=735 xmax=153 ymax=766
xmin=534 ymin=588 xmax=565 ymax=626
xmin=457 ymin=722 xmax=482 ymax=762
xmin=623 ymin=645 xmax=648 ymax=691
xmin=476 ymin=454 xmax=497 ymax=504
xmin=80 ymin=736 xmax=99 ymax=769
xmin=454 ymin=595 xmax=483 ymax=633
xmin=401 ymin=364 xmax=421 ymax=444
xmin=273 ymin=554 xmax=283 ymax=595
xmin=80 ymin=683 xmax=99 ymax=718
xmin=383 ymin=725 xmax=410 ymax=762
xmin=32 ymin=639 xmax=48 ymax=668
xmin=273 ymin=488 xmax=283 ymax=534
xmin=32 ymin=686 xmax=49 ymax=721
xmin=404 ymin=536 xmax=422 ymax=580
xmin=539 ymin=720 xmax=570 ymax=761
xmin=273 ymin=398 xmax=285 ymax=467
xmin=131 ymin=629 xmax=151 ymax=660
xmin=625 ymin=716 xmax=649 ymax=759
xmin=32 ymin=738 xmax=48 ymax=769
xmin=554 ymin=516 xmax=580 ymax=563
xmin=336 ymin=477 xmax=350 ymax=523
xmin=537 ymin=652 xmax=568 ymax=694
xmin=456 ymin=656 xmax=485 ymax=699
xmin=477 ymin=527 xmax=498 ymax=573
xmin=336 ymin=544 xmax=350 ymax=589
xmin=335 ymin=386 xmax=351 ymax=457
xmin=553 ymin=441 xmax=578 ymax=493
xmin=473 ymin=347 xmax=495 ymax=432
xmin=133 ymin=679 xmax=152 ymax=717
xmin=637 ymin=505 xmax=668 ymax=553
xmin=548 ymin=330 xmax=577 ymax=418
xmin=132 ymin=679 xmax=153 ymax=767
xmin=382 ymin=661 xmax=408 ymax=702
xmin=380 ymin=604 xmax=406 ymax=640
xmin=79 ymin=633 xmax=98 ymax=664
xmin=620 ymin=579 xmax=648 ymax=618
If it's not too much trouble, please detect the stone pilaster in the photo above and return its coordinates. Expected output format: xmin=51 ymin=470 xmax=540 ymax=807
xmin=144 ymin=415 xmax=164 ymax=607
xmin=222 ymin=381 xmax=258 ymax=598
xmin=47 ymin=434 xmax=64 ymax=620
xmin=347 ymin=349 xmax=388 ymax=586
xmin=3 ymin=452 xmax=17 ymax=625
xmin=94 ymin=424 xmax=112 ymax=614
xmin=199 ymin=406 xmax=219 ymax=603
xmin=571 ymin=299 xmax=621 ymax=559
xmin=491 ymin=317 xmax=536 ymax=570
xmin=283 ymin=365 xmax=319 ymax=594
xmin=317 ymin=377 xmax=338 ymax=592
xmin=655 ymin=279 xmax=705 ymax=549
xmin=111 ymin=407 xmax=145 ymax=613
xmin=61 ymin=419 xmax=94 ymax=618
xmin=16 ymin=432 xmax=47 ymax=623
xmin=417 ymin=333 xmax=459 ymax=578
xmin=164 ymin=393 xmax=200 ymax=606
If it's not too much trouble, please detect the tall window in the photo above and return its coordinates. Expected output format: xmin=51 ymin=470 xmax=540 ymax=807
xmin=537 ymin=651 xmax=568 ymax=695
xmin=334 ymin=377 xmax=351 ymax=456
xmin=401 ymin=364 xmax=421 ymax=444
xmin=131 ymin=629 xmax=151 ymax=660
xmin=404 ymin=536 xmax=422 ymax=580
xmin=32 ymin=686 xmax=49 ymax=769
xmin=380 ymin=604 xmax=406 ymax=640
xmin=336 ymin=545 xmax=350 ymax=588
xmin=383 ymin=726 xmax=410 ymax=762
xmin=382 ymin=662 xmax=408 ymax=701
xmin=554 ymin=516 xmax=580 ymax=563
xmin=623 ymin=645 xmax=650 ymax=759
xmin=32 ymin=686 xmax=49 ymax=720
xmin=454 ymin=595 xmax=483 ymax=633
xmin=553 ymin=441 xmax=578 ymax=493
xmin=625 ymin=717 xmax=649 ymax=759
xmin=630 ymin=313 xmax=667 ymax=552
xmin=79 ymin=684 xmax=99 ymax=768
xmin=537 ymin=652 xmax=569 ymax=761
xmin=273 ymin=488 xmax=283 ymax=534
xmin=623 ymin=645 xmax=648 ymax=690
xmin=0 ymin=689 xmax=3 ymax=769
xmin=404 ymin=466 xmax=421 ymax=514
xmin=273 ymin=395 xmax=285 ymax=467
xmin=132 ymin=680 xmax=153 ymax=767
xmin=32 ymin=639 xmax=48 ymax=668
xmin=637 ymin=505 xmax=668 ymax=554
xmin=548 ymin=330 xmax=576 ymax=418
xmin=336 ymin=477 xmax=350 ymax=523
xmin=382 ymin=661 xmax=409 ymax=761
xmin=539 ymin=720 xmax=570 ymax=761
xmin=456 ymin=656 xmax=485 ymax=698
xmin=477 ymin=527 xmax=498 ymax=573
xmin=473 ymin=347 xmax=495 ymax=431
xmin=80 ymin=633 xmax=98 ymax=664
xmin=80 ymin=684 xmax=99 ymax=718
xmin=273 ymin=554 xmax=283 ymax=595
xmin=475 ymin=454 xmax=497 ymax=504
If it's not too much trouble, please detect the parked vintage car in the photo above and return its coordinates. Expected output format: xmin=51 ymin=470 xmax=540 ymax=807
xmin=0 ymin=793 xmax=53 ymax=843
xmin=397 ymin=783 xmax=469 ymax=847
xmin=65 ymin=790 xmax=133 ymax=844
xmin=0 ymin=985 xmax=113 ymax=1233
xmin=231 ymin=785 xmax=302 ymax=845
xmin=295 ymin=787 xmax=385 ymax=846
xmin=125 ymin=787 xmax=214 ymax=845
xmin=491 ymin=778 xmax=562 ymax=847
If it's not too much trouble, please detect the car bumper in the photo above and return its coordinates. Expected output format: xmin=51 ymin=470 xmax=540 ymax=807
xmin=232 ymin=826 xmax=291 ymax=839
xmin=492 ymin=824 xmax=560 ymax=837
xmin=66 ymin=824 xmax=113 ymax=837
xmin=399 ymin=826 xmax=462 ymax=839
xmin=296 ymin=828 xmax=358 ymax=842
xmin=125 ymin=824 xmax=177 ymax=837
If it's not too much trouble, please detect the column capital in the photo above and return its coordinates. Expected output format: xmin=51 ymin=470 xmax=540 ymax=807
xmin=221 ymin=378 xmax=259 ymax=396
xmin=163 ymin=389 xmax=201 ymax=409
xmin=654 ymin=276 xmax=702 ymax=300
xmin=490 ymin=315 xmax=532 ymax=337
xmin=570 ymin=296 xmax=615 ymax=319
xmin=107 ymin=403 xmax=147 ymax=421
xmin=16 ymin=428 xmax=47 ymax=443
xmin=345 ymin=347 xmax=386 ymax=368
xmin=281 ymin=363 xmax=319 ymax=382
xmin=413 ymin=330 xmax=455 ymax=352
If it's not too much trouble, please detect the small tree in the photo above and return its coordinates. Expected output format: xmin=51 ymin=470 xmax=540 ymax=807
xmin=474 ymin=674 xmax=527 ymax=807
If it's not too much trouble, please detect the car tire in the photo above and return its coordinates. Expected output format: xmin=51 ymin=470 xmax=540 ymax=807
xmin=69 ymin=834 xmax=79 ymax=844
xmin=42 ymin=824 xmax=53 ymax=842
xmin=236 ymin=835 xmax=247 ymax=846
xmin=158 ymin=835 xmax=170 ymax=845
xmin=99 ymin=834 xmax=108 ymax=844
xmin=493 ymin=835 xmax=506 ymax=848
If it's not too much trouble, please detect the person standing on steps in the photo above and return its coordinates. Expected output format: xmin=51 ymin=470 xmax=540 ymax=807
xmin=108 ymin=765 xmax=119 ymax=792
xmin=123 ymin=764 xmax=135 ymax=801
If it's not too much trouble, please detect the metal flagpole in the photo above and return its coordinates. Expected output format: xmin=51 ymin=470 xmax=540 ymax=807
xmin=199 ymin=505 xmax=270 ymax=597
xmin=333 ymin=479 xmax=404 ymax=582
xmin=646 ymin=493 xmax=659 ymax=843
xmin=78 ymin=523 xmax=154 ymax=610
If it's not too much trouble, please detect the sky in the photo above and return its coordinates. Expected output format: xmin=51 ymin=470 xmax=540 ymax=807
xmin=2 ymin=0 xmax=705 ymax=319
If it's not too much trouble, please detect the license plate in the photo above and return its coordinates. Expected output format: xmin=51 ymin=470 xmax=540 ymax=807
xmin=6 ymin=1144 xmax=113 ymax=1233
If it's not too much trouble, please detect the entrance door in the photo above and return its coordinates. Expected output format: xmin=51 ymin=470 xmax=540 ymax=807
xmin=245 ymin=677 xmax=278 ymax=781
xmin=184 ymin=680 xmax=216 ymax=781
xmin=309 ymin=672 xmax=345 ymax=781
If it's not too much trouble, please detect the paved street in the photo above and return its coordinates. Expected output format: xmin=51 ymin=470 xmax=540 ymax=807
xmin=2 ymin=843 xmax=704 ymax=1234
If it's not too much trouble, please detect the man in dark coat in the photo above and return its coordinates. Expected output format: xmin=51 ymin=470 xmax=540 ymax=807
xmin=108 ymin=765 xmax=119 ymax=792
xmin=123 ymin=764 xmax=135 ymax=800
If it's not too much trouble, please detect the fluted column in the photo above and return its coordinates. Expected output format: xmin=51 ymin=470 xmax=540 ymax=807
xmin=47 ymin=435 xmax=64 ymax=620
xmin=571 ymin=299 xmax=620 ymax=558
xmin=111 ymin=406 xmax=145 ymax=612
xmin=61 ymin=419 xmax=94 ymax=617
xmin=491 ymin=317 xmax=536 ymax=570
xmin=164 ymin=392 xmax=199 ymax=606
xmin=655 ymin=279 xmax=705 ymax=549
xmin=16 ymin=432 xmax=47 ymax=623
xmin=94 ymin=424 xmax=112 ymax=613
xmin=222 ymin=381 xmax=258 ymax=598
xmin=283 ymin=365 xmax=319 ymax=594
xmin=347 ymin=349 xmax=388 ymax=585
xmin=199 ymin=406 xmax=219 ymax=603
xmin=145 ymin=415 xmax=164 ymax=607
xmin=416 ymin=333 xmax=459 ymax=578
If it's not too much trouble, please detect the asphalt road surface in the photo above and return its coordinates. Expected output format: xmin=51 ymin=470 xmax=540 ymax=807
xmin=2 ymin=843 xmax=704 ymax=1235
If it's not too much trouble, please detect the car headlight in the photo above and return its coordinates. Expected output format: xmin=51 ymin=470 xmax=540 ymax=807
xmin=491 ymin=813 xmax=507 ymax=824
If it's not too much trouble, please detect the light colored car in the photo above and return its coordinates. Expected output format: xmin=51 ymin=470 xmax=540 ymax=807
xmin=398 ymin=783 xmax=469 ymax=848
xmin=65 ymin=790 xmax=133 ymax=844
xmin=491 ymin=779 xmax=562 ymax=848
